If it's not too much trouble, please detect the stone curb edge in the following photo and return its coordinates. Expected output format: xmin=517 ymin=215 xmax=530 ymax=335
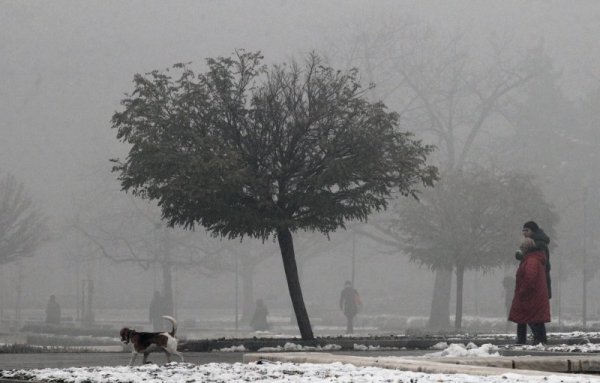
xmin=243 ymin=352 xmax=600 ymax=378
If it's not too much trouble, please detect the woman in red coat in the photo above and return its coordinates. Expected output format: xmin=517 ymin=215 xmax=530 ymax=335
xmin=509 ymin=237 xmax=550 ymax=344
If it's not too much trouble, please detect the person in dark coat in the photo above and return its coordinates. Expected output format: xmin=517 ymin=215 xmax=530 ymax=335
xmin=45 ymin=294 xmax=61 ymax=325
xmin=339 ymin=281 xmax=361 ymax=334
xmin=521 ymin=220 xmax=552 ymax=299
xmin=250 ymin=299 xmax=269 ymax=331
xmin=509 ymin=237 xmax=550 ymax=344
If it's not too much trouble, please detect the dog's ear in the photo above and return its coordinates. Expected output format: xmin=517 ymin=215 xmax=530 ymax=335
xmin=119 ymin=328 xmax=130 ymax=341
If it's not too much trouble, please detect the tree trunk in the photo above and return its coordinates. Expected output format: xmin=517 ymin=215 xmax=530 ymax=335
xmin=83 ymin=279 xmax=95 ymax=326
xmin=15 ymin=260 xmax=23 ymax=330
xmin=277 ymin=227 xmax=313 ymax=340
xmin=240 ymin=260 xmax=255 ymax=324
xmin=427 ymin=267 xmax=452 ymax=330
xmin=289 ymin=257 xmax=306 ymax=325
xmin=160 ymin=228 xmax=174 ymax=317
xmin=162 ymin=262 xmax=174 ymax=316
xmin=454 ymin=265 xmax=464 ymax=330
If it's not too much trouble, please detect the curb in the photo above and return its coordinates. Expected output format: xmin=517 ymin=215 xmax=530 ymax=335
xmin=181 ymin=335 xmax=594 ymax=352
xmin=243 ymin=352 xmax=600 ymax=378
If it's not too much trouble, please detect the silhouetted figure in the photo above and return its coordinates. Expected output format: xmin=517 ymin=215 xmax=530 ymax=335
xmin=250 ymin=299 xmax=270 ymax=331
xmin=45 ymin=294 xmax=61 ymax=325
xmin=149 ymin=291 xmax=165 ymax=331
xmin=339 ymin=281 xmax=361 ymax=334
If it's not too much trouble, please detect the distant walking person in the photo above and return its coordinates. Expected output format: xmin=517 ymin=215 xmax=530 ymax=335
xmin=149 ymin=291 xmax=165 ymax=331
xmin=339 ymin=281 xmax=362 ymax=334
xmin=509 ymin=237 xmax=550 ymax=345
xmin=45 ymin=294 xmax=61 ymax=325
xmin=250 ymin=299 xmax=270 ymax=331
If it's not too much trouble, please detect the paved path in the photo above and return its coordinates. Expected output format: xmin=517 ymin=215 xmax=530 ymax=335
xmin=3 ymin=350 xmax=600 ymax=383
xmin=0 ymin=352 xmax=241 ymax=370
xmin=0 ymin=350 xmax=432 ymax=370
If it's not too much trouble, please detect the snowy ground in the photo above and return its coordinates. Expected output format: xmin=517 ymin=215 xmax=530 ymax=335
xmin=3 ymin=341 xmax=600 ymax=382
xmin=1 ymin=360 xmax=599 ymax=383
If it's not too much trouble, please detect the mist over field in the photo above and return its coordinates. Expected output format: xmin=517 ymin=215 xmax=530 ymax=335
xmin=2 ymin=0 xmax=600 ymax=337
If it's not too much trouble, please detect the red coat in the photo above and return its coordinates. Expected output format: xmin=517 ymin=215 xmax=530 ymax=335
xmin=508 ymin=250 xmax=551 ymax=324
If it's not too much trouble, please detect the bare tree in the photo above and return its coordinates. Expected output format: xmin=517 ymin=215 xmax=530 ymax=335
xmin=0 ymin=172 xmax=47 ymax=266
xmin=65 ymin=171 xmax=234 ymax=320
xmin=335 ymin=24 xmax=545 ymax=330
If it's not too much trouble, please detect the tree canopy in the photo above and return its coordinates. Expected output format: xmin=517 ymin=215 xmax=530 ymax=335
xmin=111 ymin=51 xmax=438 ymax=240
xmin=395 ymin=168 xmax=557 ymax=329
xmin=399 ymin=169 xmax=557 ymax=271
xmin=111 ymin=50 xmax=438 ymax=339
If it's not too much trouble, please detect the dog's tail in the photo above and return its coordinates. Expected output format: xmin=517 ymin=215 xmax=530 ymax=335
xmin=162 ymin=315 xmax=178 ymax=337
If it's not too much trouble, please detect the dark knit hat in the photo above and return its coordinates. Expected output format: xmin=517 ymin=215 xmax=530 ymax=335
xmin=523 ymin=221 xmax=539 ymax=232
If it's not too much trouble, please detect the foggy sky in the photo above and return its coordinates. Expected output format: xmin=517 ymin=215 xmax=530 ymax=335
xmin=2 ymin=0 xmax=600 ymax=326
xmin=3 ymin=0 xmax=600 ymax=221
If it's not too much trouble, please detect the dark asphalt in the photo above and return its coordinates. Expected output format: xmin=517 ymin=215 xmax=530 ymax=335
xmin=0 ymin=352 xmax=242 ymax=370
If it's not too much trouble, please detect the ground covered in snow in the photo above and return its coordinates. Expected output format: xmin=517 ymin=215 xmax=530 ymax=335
xmin=3 ymin=342 xmax=600 ymax=382
xmin=2 ymin=360 xmax=600 ymax=383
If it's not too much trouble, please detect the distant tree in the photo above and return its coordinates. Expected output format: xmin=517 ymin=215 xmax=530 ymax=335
xmin=338 ymin=26 xmax=546 ymax=329
xmin=73 ymin=193 xmax=231 ymax=317
xmin=354 ymin=168 xmax=558 ymax=329
xmin=499 ymin=57 xmax=598 ymax=324
xmin=110 ymin=50 xmax=438 ymax=339
xmin=197 ymin=238 xmax=278 ymax=323
xmin=0 ymin=172 xmax=47 ymax=265
xmin=578 ymin=84 xmax=600 ymax=325
xmin=396 ymin=168 xmax=558 ymax=329
xmin=70 ymin=172 xmax=278 ymax=324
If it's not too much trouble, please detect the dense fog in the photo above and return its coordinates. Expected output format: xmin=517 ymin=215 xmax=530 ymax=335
xmin=2 ymin=0 xmax=600 ymax=337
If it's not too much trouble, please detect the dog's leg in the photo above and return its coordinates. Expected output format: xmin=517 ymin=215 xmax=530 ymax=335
xmin=163 ymin=349 xmax=171 ymax=363
xmin=129 ymin=351 xmax=138 ymax=366
xmin=164 ymin=336 xmax=182 ymax=362
xmin=173 ymin=350 xmax=184 ymax=362
xmin=143 ymin=352 xmax=151 ymax=364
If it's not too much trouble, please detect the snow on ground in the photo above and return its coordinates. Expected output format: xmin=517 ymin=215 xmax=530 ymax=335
xmin=2 ymin=360 xmax=600 ymax=383
xmin=503 ymin=342 xmax=600 ymax=353
xmin=422 ymin=342 xmax=500 ymax=357
xmin=5 ymin=336 xmax=600 ymax=382
xmin=451 ymin=331 xmax=600 ymax=341
xmin=258 ymin=342 xmax=342 ymax=352
xmin=214 ymin=339 xmax=600 ymax=355
xmin=2 ymin=343 xmax=600 ymax=382
xmin=353 ymin=343 xmax=400 ymax=351
xmin=0 ymin=363 xmax=600 ymax=383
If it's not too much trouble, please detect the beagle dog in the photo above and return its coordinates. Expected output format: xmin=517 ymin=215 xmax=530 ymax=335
xmin=119 ymin=315 xmax=184 ymax=365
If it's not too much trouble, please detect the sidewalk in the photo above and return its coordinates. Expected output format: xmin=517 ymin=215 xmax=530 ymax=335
xmin=243 ymin=352 xmax=600 ymax=377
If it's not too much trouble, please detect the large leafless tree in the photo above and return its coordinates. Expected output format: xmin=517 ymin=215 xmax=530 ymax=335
xmin=335 ymin=24 xmax=547 ymax=330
